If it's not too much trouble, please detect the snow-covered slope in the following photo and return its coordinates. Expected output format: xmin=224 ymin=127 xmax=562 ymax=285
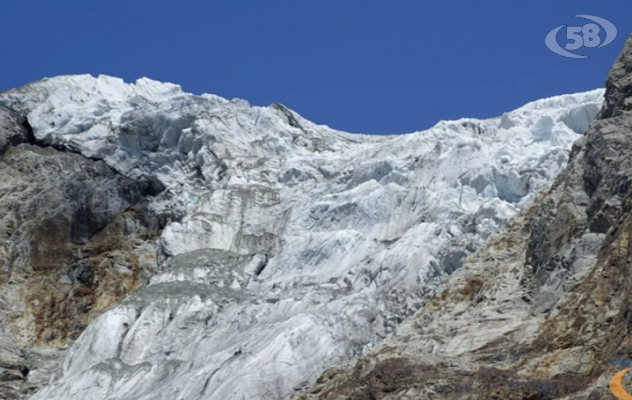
xmin=0 ymin=76 xmax=603 ymax=400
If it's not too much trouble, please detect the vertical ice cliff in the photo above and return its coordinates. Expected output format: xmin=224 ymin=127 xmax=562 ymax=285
xmin=0 ymin=75 xmax=603 ymax=400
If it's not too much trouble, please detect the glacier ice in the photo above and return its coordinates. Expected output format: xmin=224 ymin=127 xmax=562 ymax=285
xmin=0 ymin=75 xmax=603 ymax=400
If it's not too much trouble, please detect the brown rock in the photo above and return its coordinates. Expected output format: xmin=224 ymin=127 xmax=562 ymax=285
xmin=0 ymin=107 xmax=163 ymax=398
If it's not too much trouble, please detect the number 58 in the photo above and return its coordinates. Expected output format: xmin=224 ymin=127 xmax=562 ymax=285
xmin=566 ymin=23 xmax=601 ymax=49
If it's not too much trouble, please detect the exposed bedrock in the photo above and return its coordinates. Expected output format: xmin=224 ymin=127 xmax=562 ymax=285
xmin=0 ymin=106 xmax=163 ymax=399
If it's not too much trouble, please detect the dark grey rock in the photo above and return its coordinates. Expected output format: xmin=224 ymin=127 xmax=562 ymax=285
xmin=0 ymin=112 xmax=163 ymax=399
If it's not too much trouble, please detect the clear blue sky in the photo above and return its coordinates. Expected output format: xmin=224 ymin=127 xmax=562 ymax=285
xmin=1 ymin=1 xmax=631 ymax=134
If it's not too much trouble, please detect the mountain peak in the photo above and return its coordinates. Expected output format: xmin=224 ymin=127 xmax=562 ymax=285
xmin=0 ymin=71 xmax=607 ymax=399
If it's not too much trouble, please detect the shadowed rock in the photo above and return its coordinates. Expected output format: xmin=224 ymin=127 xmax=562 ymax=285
xmin=0 ymin=108 xmax=163 ymax=399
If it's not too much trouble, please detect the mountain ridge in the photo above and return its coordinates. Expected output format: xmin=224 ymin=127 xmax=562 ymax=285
xmin=0 ymin=69 xmax=606 ymax=399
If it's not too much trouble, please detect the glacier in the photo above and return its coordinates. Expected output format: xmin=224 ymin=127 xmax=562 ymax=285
xmin=0 ymin=75 xmax=603 ymax=400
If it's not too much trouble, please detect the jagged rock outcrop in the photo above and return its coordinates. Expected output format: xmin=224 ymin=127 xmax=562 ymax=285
xmin=0 ymin=66 xmax=603 ymax=399
xmin=293 ymin=34 xmax=632 ymax=400
xmin=0 ymin=105 xmax=163 ymax=399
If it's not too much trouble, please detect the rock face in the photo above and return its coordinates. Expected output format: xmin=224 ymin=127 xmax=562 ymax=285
xmin=294 ymin=34 xmax=632 ymax=400
xmin=0 ymin=106 xmax=162 ymax=399
xmin=0 ymin=69 xmax=602 ymax=398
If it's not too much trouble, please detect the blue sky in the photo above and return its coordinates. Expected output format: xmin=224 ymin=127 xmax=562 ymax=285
xmin=1 ymin=1 xmax=631 ymax=134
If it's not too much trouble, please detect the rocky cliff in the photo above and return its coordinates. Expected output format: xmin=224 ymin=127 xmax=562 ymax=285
xmin=293 ymin=34 xmax=632 ymax=400
xmin=0 ymin=46 xmax=607 ymax=399
xmin=0 ymin=105 xmax=164 ymax=399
